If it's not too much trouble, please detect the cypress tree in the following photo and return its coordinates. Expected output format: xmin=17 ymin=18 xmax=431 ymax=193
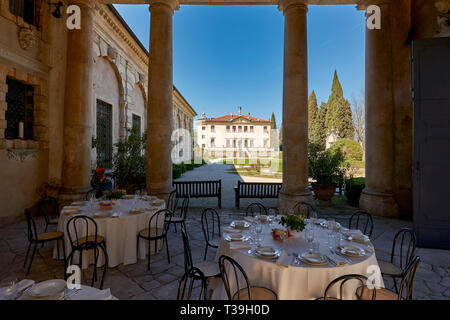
xmin=308 ymin=90 xmax=318 ymax=137
xmin=310 ymin=103 xmax=328 ymax=150
xmin=270 ymin=112 xmax=277 ymax=129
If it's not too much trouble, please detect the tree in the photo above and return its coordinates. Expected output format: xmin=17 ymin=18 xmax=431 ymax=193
xmin=325 ymin=70 xmax=354 ymax=139
xmin=309 ymin=103 xmax=328 ymax=150
xmin=270 ymin=112 xmax=277 ymax=130
xmin=351 ymin=92 xmax=365 ymax=153
xmin=270 ymin=112 xmax=278 ymax=149
xmin=308 ymin=90 xmax=318 ymax=137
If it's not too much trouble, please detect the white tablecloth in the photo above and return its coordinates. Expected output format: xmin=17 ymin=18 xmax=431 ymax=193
xmin=53 ymin=198 xmax=166 ymax=269
xmin=212 ymin=219 xmax=383 ymax=300
xmin=19 ymin=284 xmax=117 ymax=300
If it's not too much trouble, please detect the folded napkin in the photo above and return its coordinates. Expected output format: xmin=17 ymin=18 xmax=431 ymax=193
xmin=223 ymin=227 xmax=241 ymax=233
xmin=229 ymin=242 xmax=252 ymax=250
xmin=326 ymin=252 xmax=349 ymax=266
xmin=276 ymin=250 xmax=293 ymax=268
xmin=70 ymin=288 xmax=113 ymax=300
xmin=0 ymin=280 xmax=35 ymax=300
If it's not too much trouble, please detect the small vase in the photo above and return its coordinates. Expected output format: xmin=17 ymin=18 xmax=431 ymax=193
xmin=288 ymin=228 xmax=302 ymax=239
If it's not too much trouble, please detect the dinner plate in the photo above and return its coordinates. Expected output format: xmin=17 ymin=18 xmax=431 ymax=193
xmin=123 ymin=195 xmax=136 ymax=200
xmin=129 ymin=208 xmax=145 ymax=215
xmin=254 ymin=247 xmax=280 ymax=259
xmin=224 ymin=233 xmax=247 ymax=242
xmin=64 ymin=209 xmax=79 ymax=216
xmin=300 ymin=252 xmax=328 ymax=265
xmin=348 ymin=234 xmax=370 ymax=244
xmin=230 ymin=221 xmax=250 ymax=230
xmin=339 ymin=245 xmax=366 ymax=257
xmin=71 ymin=201 xmax=86 ymax=207
xmin=28 ymin=279 xmax=66 ymax=298
xmin=93 ymin=212 xmax=111 ymax=219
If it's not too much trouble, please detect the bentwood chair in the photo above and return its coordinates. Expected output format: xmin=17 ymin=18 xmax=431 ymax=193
xmin=378 ymin=228 xmax=417 ymax=293
xmin=201 ymin=208 xmax=221 ymax=260
xmin=137 ymin=209 xmax=172 ymax=271
xmin=348 ymin=210 xmax=374 ymax=237
xmin=292 ymin=201 xmax=317 ymax=219
xmin=66 ymin=215 xmax=106 ymax=281
xmin=357 ymin=256 xmax=421 ymax=300
xmin=181 ymin=227 xmax=220 ymax=278
xmin=317 ymin=274 xmax=375 ymax=300
xmin=65 ymin=242 xmax=109 ymax=289
xmin=246 ymin=203 xmax=267 ymax=217
xmin=167 ymin=196 xmax=189 ymax=233
xmin=24 ymin=208 xmax=65 ymax=275
xmin=38 ymin=196 xmax=60 ymax=232
xmin=218 ymin=255 xmax=278 ymax=300
xmin=177 ymin=267 xmax=208 ymax=300
xmin=167 ymin=190 xmax=179 ymax=213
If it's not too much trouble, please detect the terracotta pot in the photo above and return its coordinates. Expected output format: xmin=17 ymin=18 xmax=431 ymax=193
xmin=312 ymin=183 xmax=336 ymax=201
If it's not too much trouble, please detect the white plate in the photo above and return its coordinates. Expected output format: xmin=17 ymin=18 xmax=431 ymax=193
xmin=349 ymin=234 xmax=370 ymax=244
xmin=300 ymin=252 xmax=328 ymax=265
xmin=230 ymin=221 xmax=250 ymax=229
xmin=28 ymin=279 xmax=66 ymax=298
xmin=254 ymin=249 xmax=280 ymax=260
xmin=256 ymin=246 xmax=278 ymax=257
xmin=129 ymin=208 xmax=145 ymax=215
xmin=339 ymin=245 xmax=366 ymax=257
xmin=64 ymin=209 xmax=79 ymax=216
xmin=93 ymin=212 xmax=111 ymax=219
xmin=71 ymin=201 xmax=86 ymax=206
xmin=224 ymin=233 xmax=247 ymax=242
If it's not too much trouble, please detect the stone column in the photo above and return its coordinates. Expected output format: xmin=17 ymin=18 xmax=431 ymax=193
xmin=146 ymin=0 xmax=179 ymax=201
xmin=59 ymin=0 xmax=96 ymax=204
xmin=278 ymin=0 xmax=313 ymax=211
xmin=358 ymin=0 xmax=399 ymax=217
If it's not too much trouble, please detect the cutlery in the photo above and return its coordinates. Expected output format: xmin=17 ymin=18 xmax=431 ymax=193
xmin=332 ymin=249 xmax=352 ymax=264
xmin=325 ymin=255 xmax=337 ymax=266
xmin=291 ymin=252 xmax=301 ymax=266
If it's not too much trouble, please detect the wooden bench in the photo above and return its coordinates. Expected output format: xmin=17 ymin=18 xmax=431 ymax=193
xmin=234 ymin=181 xmax=282 ymax=209
xmin=172 ymin=180 xmax=222 ymax=208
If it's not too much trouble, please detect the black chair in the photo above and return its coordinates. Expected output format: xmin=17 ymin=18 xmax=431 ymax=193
xmin=177 ymin=267 xmax=208 ymax=300
xmin=38 ymin=196 xmax=60 ymax=232
xmin=137 ymin=209 xmax=172 ymax=271
xmin=317 ymin=274 xmax=374 ymax=300
xmin=181 ymin=227 xmax=220 ymax=278
xmin=246 ymin=203 xmax=267 ymax=217
xmin=218 ymin=255 xmax=277 ymax=300
xmin=357 ymin=256 xmax=420 ymax=300
xmin=66 ymin=215 xmax=106 ymax=278
xmin=292 ymin=201 xmax=317 ymax=218
xmin=24 ymin=208 xmax=65 ymax=275
xmin=167 ymin=196 xmax=189 ymax=233
xmin=378 ymin=228 xmax=417 ymax=293
xmin=348 ymin=210 xmax=374 ymax=237
xmin=167 ymin=190 xmax=178 ymax=213
xmin=65 ymin=242 xmax=108 ymax=289
xmin=201 ymin=208 xmax=221 ymax=260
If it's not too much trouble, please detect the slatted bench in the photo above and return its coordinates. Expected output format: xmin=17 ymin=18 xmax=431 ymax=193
xmin=234 ymin=181 xmax=282 ymax=209
xmin=172 ymin=180 xmax=222 ymax=208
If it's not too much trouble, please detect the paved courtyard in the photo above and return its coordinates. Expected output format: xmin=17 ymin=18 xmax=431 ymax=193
xmin=0 ymin=205 xmax=449 ymax=300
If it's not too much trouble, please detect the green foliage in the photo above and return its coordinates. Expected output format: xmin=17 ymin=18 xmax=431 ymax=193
xmin=309 ymin=103 xmax=328 ymax=149
xmin=173 ymin=165 xmax=182 ymax=179
xmin=112 ymin=127 xmax=146 ymax=188
xmin=345 ymin=177 xmax=365 ymax=207
xmin=308 ymin=90 xmax=318 ymax=136
xmin=308 ymin=142 xmax=348 ymax=186
xmin=329 ymin=138 xmax=363 ymax=162
xmin=280 ymin=213 xmax=306 ymax=232
xmin=270 ymin=112 xmax=277 ymax=130
xmin=324 ymin=71 xmax=354 ymax=139
xmin=101 ymin=189 xmax=126 ymax=200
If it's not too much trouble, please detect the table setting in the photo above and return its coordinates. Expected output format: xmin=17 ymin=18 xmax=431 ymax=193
xmin=0 ymin=279 xmax=116 ymax=300
xmin=213 ymin=212 xmax=383 ymax=300
xmin=53 ymin=193 xmax=166 ymax=268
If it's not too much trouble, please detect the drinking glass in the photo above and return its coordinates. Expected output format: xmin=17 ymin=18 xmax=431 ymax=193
xmin=334 ymin=233 xmax=343 ymax=249
xmin=268 ymin=209 xmax=276 ymax=227
xmin=255 ymin=221 xmax=262 ymax=245
xmin=305 ymin=227 xmax=314 ymax=250
xmin=312 ymin=242 xmax=320 ymax=253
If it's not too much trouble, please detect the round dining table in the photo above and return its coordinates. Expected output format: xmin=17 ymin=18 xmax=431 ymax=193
xmin=53 ymin=196 xmax=166 ymax=269
xmin=212 ymin=217 xmax=384 ymax=300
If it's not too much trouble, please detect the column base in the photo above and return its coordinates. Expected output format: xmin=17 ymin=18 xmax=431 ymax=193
xmin=359 ymin=189 xmax=399 ymax=217
xmin=278 ymin=189 xmax=314 ymax=213
xmin=58 ymin=186 xmax=91 ymax=207
xmin=147 ymin=186 xmax=175 ymax=204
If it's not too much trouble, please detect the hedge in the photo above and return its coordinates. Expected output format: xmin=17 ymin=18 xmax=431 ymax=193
xmin=345 ymin=177 xmax=365 ymax=207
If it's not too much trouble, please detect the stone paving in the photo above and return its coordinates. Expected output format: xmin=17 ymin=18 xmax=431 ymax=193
xmin=0 ymin=205 xmax=449 ymax=300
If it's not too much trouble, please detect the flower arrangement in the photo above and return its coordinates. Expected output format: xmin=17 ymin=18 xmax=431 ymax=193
xmin=101 ymin=189 xmax=126 ymax=200
xmin=279 ymin=213 xmax=306 ymax=232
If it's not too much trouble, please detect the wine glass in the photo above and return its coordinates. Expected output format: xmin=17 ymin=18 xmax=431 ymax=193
xmin=255 ymin=221 xmax=262 ymax=245
xmin=305 ymin=227 xmax=314 ymax=251
xmin=268 ymin=209 xmax=276 ymax=227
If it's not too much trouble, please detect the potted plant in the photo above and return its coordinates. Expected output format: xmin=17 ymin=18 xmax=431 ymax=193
xmin=112 ymin=127 xmax=147 ymax=194
xmin=308 ymin=142 xmax=348 ymax=201
xmin=279 ymin=212 xmax=306 ymax=238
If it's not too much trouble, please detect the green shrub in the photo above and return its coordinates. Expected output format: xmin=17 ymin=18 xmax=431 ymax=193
xmin=308 ymin=142 xmax=348 ymax=186
xmin=345 ymin=177 xmax=365 ymax=207
xmin=330 ymin=138 xmax=363 ymax=162
xmin=173 ymin=166 xmax=182 ymax=179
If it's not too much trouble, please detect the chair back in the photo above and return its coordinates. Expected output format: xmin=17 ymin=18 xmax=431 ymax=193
xmin=201 ymin=208 xmax=221 ymax=247
xmin=177 ymin=267 xmax=208 ymax=300
xmin=66 ymin=215 xmax=100 ymax=250
xmin=246 ymin=203 xmax=267 ymax=217
xmin=348 ymin=211 xmax=374 ymax=237
xmin=180 ymin=196 xmax=189 ymax=219
xmin=25 ymin=209 xmax=39 ymax=242
xmin=323 ymin=274 xmax=373 ymax=300
xmin=149 ymin=209 xmax=172 ymax=239
xmin=398 ymin=255 xmax=420 ymax=300
xmin=38 ymin=196 xmax=59 ymax=223
xmin=292 ymin=202 xmax=317 ymax=218
xmin=218 ymin=255 xmax=251 ymax=300
xmin=181 ymin=227 xmax=193 ymax=272
xmin=168 ymin=190 xmax=178 ymax=213
xmin=390 ymin=228 xmax=417 ymax=272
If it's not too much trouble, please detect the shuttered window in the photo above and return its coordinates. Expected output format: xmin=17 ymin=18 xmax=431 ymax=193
xmin=5 ymin=78 xmax=34 ymax=140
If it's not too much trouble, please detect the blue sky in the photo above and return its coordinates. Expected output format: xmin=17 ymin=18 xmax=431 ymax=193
xmin=113 ymin=4 xmax=365 ymax=127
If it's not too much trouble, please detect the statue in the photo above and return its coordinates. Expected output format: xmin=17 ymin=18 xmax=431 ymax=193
xmin=18 ymin=28 xmax=35 ymax=51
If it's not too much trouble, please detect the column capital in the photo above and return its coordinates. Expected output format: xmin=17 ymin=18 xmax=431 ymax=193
xmin=356 ymin=0 xmax=391 ymax=11
xmin=278 ymin=0 xmax=308 ymax=14
xmin=67 ymin=0 xmax=99 ymax=9
xmin=148 ymin=0 xmax=180 ymax=13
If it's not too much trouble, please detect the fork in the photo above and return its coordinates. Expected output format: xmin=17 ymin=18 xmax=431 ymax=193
xmin=291 ymin=252 xmax=301 ymax=266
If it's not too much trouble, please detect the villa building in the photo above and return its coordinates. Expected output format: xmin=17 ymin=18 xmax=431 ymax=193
xmin=196 ymin=107 xmax=277 ymax=159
